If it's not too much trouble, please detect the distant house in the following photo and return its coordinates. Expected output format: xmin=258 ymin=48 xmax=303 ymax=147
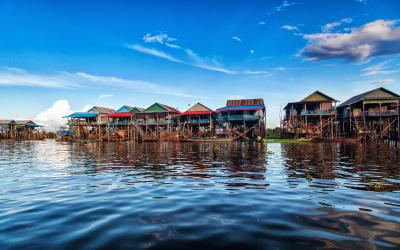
xmin=116 ymin=105 xmax=134 ymax=113
xmin=283 ymin=91 xmax=337 ymax=138
xmin=136 ymin=103 xmax=180 ymax=125
xmin=129 ymin=107 xmax=145 ymax=114
xmin=14 ymin=120 xmax=42 ymax=130
xmin=175 ymin=102 xmax=213 ymax=124
xmin=0 ymin=120 xmax=42 ymax=140
xmin=0 ymin=120 xmax=16 ymax=132
xmin=107 ymin=105 xmax=136 ymax=125
xmin=337 ymin=87 xmax=400 ymax=139
xmin=174 ymin=103 xmax=214 ymax=138
xmin=66 ymin=106 xmax=115 ymax=125
xmin=216 ymin=98 xmax=266 ymax=139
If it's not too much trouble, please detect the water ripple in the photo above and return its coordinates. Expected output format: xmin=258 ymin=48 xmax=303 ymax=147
xmin=0 ymin=140 xmax=399 ymax=249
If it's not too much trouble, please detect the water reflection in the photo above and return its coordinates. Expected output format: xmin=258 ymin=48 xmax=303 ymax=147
xmin=0 ymin=140 xmax=399 ymax=249
xmin=281 ymin=143 xmax=400 ymax=191
xmin=67 ymin=142 xmax=268 ymax=189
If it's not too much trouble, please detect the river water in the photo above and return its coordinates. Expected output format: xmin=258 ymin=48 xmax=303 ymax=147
xmin=0 ymin=140 xmax=399 ymax=249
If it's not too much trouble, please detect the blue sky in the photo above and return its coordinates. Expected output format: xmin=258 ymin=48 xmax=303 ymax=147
xmin=0 ymin=0 xmax=400 ymax=128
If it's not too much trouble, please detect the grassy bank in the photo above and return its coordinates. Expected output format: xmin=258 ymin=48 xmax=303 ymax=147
xmin=265 ymin=138 xmax=311 ymax=143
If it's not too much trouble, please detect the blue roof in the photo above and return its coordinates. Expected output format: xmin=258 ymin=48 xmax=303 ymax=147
xmin=64 ymin=112 xmax=99 ymax=118
xmin=117 ymin=105 xmax=133 ymax=112
xmin=217 ymin=105 xmax=265 ymax=112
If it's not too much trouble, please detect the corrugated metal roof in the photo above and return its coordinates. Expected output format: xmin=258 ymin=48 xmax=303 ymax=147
xmin=107 ymin=113 xmax=135 ymax=118
xmin=65 ymin=112 xmax=99 ymax=118
xmin=337 ymin=87 xmax=400 ymax=108
xmin=217 ymin=105 xmax=265 ymax=112
xmin=283 ymin=102 xmax=301 ymax=110
xmin=226 ymin=99 xmax=264 ymax=107
xmin=88 ymin=106 xmax=115 ymax=114
xmin=174 ymin=111 xmax=213 ymax=117
xmin=159 ymin=103 xmax=180 ymax=113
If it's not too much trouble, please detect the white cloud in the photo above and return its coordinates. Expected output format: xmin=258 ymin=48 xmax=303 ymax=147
xmin=300 ymin=19 xmax=400 ymax=62
xmin=322 ymin=17 xmax=353 ymax=33
xmin=232 ymin=36 xmax=241 ymax=42
xmin=341 ymin=18 xmax=353 ymax=23
xmin=184 ymin=49 xmax=236 ymax=74
xmin=81 ymin=104 xmax=92 ymax=112
xmin=361 ymin=79 xmax=395 ymax=85
xmin=125 ymin=44 xmax=182 ymax=63
xmin=0 ymin=67 xmax=202 ymax=98
xmin=75 ymin=72 xmax=202 ymax=98
xmin=361 ymin=61 xmax=399 ymax=76
xmin=281 ymin=25 xmax=298 ymax=31
xmin=370 ymin=79 xmax=394 ymax=85
xmin=274 ymin=1 xmax=296 ymax=12
xmin=258 ymin=21 xmax=266 ymax=25
xmin=96 ymin=94 xmax=113 ymax=105
xmin=127 ymin=44 xmax=268 ymax=75
xmin=143 ymin=32 xmax=180 ymax=48
xmin=35 ymin=100 xmax=74 ymax=131
xmin=0 ymin=67 xmax=79 ymax=88
xmin=98 ymin=94 xmax=113 ymax=99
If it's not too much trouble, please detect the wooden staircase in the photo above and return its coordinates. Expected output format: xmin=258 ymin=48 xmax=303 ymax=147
xmin=132 ymin=123 xmax=145 ymax=141
xmin=354 ymin=116 xmax=365 ymax=133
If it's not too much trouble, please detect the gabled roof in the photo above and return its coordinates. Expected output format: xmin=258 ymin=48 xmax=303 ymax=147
xmin=283 ymin=102 xmax=301 ymax=110
xmin=88 ymin=106 xmax=115 ymax=114
xmin=129 ymin=107 xmax=144 ymax=113
xmin=226 ymin=99 xmax=264 ymax=106
xmin=14 ymin=120 xmax=31 ymax=125
xmin=0 ymin=120 xmax=15 ymax=125
xmin=174 ymin=103 xmax=213 ymax=117
xmin=300 ymin=91 xmax=337 ymax=103
xmin=217 ymin=105 xmax=265 ymax=112
xmin=186 ymin=102 xmax=213 ymax=112
xmin=116 ymin=105 xmax=133 ymax=113
xmin=142 ymin=103 xmax=180 ymax=113
xmin=14 ymin=120 xmax=39 ymax=126
xmin=337 ymin=87 xmax=400 ymax=108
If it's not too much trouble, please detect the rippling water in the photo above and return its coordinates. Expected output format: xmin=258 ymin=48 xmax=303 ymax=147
xmin=0 ymin=140 xmax=399 ymax=249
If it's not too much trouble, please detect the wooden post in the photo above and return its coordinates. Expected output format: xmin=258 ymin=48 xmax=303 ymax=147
xmin=304 ymin=103 xmax=308 ymax=128
xmin=107 ymin=117 xmax=110 ymax=142
xmin=363 ymin=101 xmax=366 ymax=133
xmin=349 ymin=107 xmax=352 ymax=136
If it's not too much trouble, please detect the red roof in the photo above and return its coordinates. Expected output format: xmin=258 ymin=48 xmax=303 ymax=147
xmin=107 ymin=112 xmax=135 ymax=118
xmin=226 ymin=99 xmax=264 ymax=106
xmin=159 ymin=103 xmax=180 ymax=113
xmin=174 ymin=111 xmax=213 ymax=117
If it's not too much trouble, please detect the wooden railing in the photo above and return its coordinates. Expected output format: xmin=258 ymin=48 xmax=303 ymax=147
xmin=300 ymin=110 xmax=335 ymax=115
xmin=363 ymin=110 xmax=399 ymax=116
xmin=216 ymin=115 xmax=263 ymax=121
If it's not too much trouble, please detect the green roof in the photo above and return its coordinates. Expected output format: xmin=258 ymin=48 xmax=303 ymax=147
xmin=143 ymin=103 xmax=180 ymax=113
xmin=129 ymin=107 xmax=144 ymax=113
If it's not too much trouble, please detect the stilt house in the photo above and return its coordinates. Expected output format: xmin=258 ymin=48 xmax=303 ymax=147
xmin=174 ymin=102 xmax=214 ymax=138
xmin=282 ymin=91 xmax=337 ymax=138
xmin=337 ymin=87 xmax=400 ymax=141
xmin=216 ymin=99 xmax=266 ymax=139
